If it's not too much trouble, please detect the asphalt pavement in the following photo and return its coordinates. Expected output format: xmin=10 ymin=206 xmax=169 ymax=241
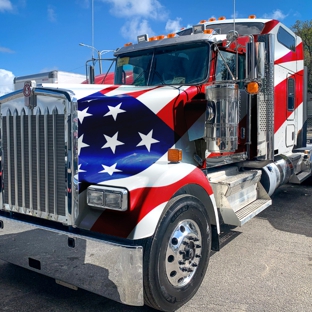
xmin=0 ymin=181 xmax=311 ymax=312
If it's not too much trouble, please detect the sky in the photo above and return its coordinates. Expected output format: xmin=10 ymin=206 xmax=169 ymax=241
xmin=0 ymin=0 xmax=311 ymax=95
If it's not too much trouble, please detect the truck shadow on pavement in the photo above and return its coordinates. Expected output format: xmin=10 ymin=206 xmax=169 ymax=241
xmin=0 ymin=261 xmax=158 ymax=312
xmin=256 ymin=181 xmax=312 ymax=237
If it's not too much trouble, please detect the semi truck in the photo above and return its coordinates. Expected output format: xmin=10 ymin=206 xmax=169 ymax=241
xmin=0 ymin=16 xmax=311 ymax=312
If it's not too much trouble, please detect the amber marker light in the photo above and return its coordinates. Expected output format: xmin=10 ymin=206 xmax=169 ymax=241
xmin=124 ymin=42 xmax=132 ymax=47
xmin=249 ymin=15 xmax=257 ymax=19
xmin=167 ymin=33 xmax=175 ymax=38
xmin=157 ymin=35 xmax=165 ymax=40
xmin=208 ymin=17 xmax=216 ymax=22
xmin=246 ymin=81 xmax=259 ymax=94
xmin=199 ymin=19 xmax=207 ymax=24
xmin=204 ymin=29 xmax=214 ymax=34
xmin=218 ymin=16 xmax=226 ymax=20
xmin=149 ymin=36 xmax=156 ymax=41
xmin=168 ymin=149 xmax=182 ymax=162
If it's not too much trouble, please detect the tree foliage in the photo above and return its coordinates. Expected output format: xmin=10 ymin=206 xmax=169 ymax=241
xmin=291 ymin=20 xmax=312 ymax=92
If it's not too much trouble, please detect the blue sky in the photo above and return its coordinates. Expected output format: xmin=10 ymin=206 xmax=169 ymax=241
xmin=0 ymin=0 xmax=311 ymax=95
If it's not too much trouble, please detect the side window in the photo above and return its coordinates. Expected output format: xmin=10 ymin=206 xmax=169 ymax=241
xmin=215 ymin=51 xmax=245 ymax=87
xmin=277 ymin=27 xmax=296 ymax=51
xmin=287 ymin=78 xmax=295 ymax=111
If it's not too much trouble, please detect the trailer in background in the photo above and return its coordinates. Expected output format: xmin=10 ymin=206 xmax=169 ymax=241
xmin=14 ymin=70 xmax=86 ymax=91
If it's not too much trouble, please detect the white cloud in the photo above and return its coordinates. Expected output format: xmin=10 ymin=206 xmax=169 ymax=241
xmin=0 ymin=0 xmax=12 ymax=12
xmin=165 ymin=18 xmax=182 ymax=33
xmin=76 ymin=0 xmax=89 ymax=9
xmin=0 ymin=69 xmax=14 ymax=96
xmin=102 ymin=0 xmax=168 ymax=20
xmin=121 ymin=18 xmax=155 ymax=41
xmin=263 ymin=9 xmax=287 ymax=21
xmin=0 ymin=46 xmax=14 ymax=53
xmin=48 ymin=5 xmax=57 ymax=22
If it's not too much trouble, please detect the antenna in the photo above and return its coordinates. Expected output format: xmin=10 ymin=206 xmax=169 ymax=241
xmin=92 ymin=0 xmax=94 ymax=59
xmin=234 ymin=0 xmax=238 ymax=80
xmin=233 ymin=0 xmax=236 ymax=33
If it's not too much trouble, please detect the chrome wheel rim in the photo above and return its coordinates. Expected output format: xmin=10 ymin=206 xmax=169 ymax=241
xmin=165 ymin=219 xmax=202 ymax=288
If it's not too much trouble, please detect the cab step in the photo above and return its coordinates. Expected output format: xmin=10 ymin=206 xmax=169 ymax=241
xmin=208 ymin=166 xmax=271 ymax=227
xmin=289 ymin=171 xmax=311 ymax=184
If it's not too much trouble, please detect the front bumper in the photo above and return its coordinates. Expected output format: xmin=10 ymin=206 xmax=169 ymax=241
xmin=0 ymin=215 xmax=143 ymax=306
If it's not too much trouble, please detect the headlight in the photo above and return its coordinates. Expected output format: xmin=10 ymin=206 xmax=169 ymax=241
xmin=87 ymin=186 xmax=128 ymax=211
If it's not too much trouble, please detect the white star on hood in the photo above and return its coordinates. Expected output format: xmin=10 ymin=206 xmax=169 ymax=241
xmin=102 ymin=132 xmax=124 ymax=154
xmin=78 ymin=107 xmax=92 ymax=123
xmin=99 ymin=163 xmax=122 ymax=176
xmin=78 ymin=134 xmax=90 ymax=155
xmin=104 ymin=103 xmax=126 ymax=121
xmin=136 ymin=129 xmax=159 ymax=152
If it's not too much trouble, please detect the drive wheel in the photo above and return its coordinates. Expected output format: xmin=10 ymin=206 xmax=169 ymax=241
xmin=143 ymin=195 xmax=211 ymax=311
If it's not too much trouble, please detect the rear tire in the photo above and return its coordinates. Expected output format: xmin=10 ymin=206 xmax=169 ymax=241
xmin=143 ymin=195 xmax=211 ymax=311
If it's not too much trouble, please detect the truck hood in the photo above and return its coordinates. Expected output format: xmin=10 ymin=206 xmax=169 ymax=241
xmin=77 ymin=84 xmax=197 ymax=190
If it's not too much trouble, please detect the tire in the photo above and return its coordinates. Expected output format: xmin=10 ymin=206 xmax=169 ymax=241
xmin=143 ymin=195 xmax=211 ymax=312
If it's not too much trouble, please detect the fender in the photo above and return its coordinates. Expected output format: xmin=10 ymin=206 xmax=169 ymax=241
xmin=87 ymin=162 xmax=219 ymax=240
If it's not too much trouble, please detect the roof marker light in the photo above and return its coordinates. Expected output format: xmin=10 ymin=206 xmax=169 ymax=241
xmin=199 ymin=19 xmax=207 ymax=24
xmin=208 ymin=17 xmax=216 ymax=22
xmin=167 ymin=33 xmax=175 ymax=38
xmin=218 ymin=16 xmax=226 ymax=20
xmin=124 ymin=42 xmax=132 ymax=47
xmin=149 ymin=36 xmax=156 ymax=41
xmin=157 ymin=35 xmax=165 ymax=40
xmin=249 ymin=14 xmax=257 ymax=19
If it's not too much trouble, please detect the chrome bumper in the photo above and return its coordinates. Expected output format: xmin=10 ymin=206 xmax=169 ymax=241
xmin=0 ymin=215 xmax=143 ymax=306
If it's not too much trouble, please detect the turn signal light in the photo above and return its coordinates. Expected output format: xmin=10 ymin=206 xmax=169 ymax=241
xmin=246 ymin=81 xmax=259 ymax=94
xmin=168 ymin=149 xmax=182 ymax=162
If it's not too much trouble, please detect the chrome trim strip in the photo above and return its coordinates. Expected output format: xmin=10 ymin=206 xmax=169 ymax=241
xmin=28 ymin=110 xmax=33 ymax=211
xmin=13 ymin=110 xmax=18 ymax=208
xmin=0 ymin=216 xmax=144 ymax=306
xmin=21 ymin=110 xmax=26 ymax=210
xmin=53 ymin=109 xmax=57 ymax=216
xmin=36 ymin=110 xmax=40 ymax=213
xmin=44 ymin=110 xmax=49 ymax=214
xmin=6 ymin=110 xmax=11 ymax=208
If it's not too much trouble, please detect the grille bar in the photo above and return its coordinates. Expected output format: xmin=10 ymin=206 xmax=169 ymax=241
xmin=2 ymin=106 xmax=66 ymax=221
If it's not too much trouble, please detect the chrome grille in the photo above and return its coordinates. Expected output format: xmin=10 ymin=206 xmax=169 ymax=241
xmin=2 ymin=107 xmax=66 ymax=218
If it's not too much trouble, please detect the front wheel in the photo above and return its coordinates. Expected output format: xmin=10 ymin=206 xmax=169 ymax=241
xmin=143 ymin=195 xmax=211 ymax=311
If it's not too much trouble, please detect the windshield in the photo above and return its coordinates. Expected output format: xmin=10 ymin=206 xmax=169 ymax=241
xmin=114 ymin=42 xmax=210 ymax=86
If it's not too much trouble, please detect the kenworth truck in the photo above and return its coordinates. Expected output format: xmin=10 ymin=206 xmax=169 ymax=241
xmin=0 ymin=16 xmax=311 ymax=312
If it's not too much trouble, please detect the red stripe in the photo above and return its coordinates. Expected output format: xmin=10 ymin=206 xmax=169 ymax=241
xmin=90 ymin=167 xmax=213 ymax=238
xmin=261 ymin=20 xmax=279 ymax=34
xmin=99 ymin=85 xmax=120 ymax=95
xmin=156 ymin=86 xmax=204 ymax=136
xmin=274 ymin=69 xmax=304 ymax=133
xmin=275 ymin=42 xmax=304 ymax=65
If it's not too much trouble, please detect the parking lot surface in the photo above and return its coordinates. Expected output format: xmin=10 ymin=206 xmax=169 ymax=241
xmin=1 ymin=181 xmax=312 ymax=312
